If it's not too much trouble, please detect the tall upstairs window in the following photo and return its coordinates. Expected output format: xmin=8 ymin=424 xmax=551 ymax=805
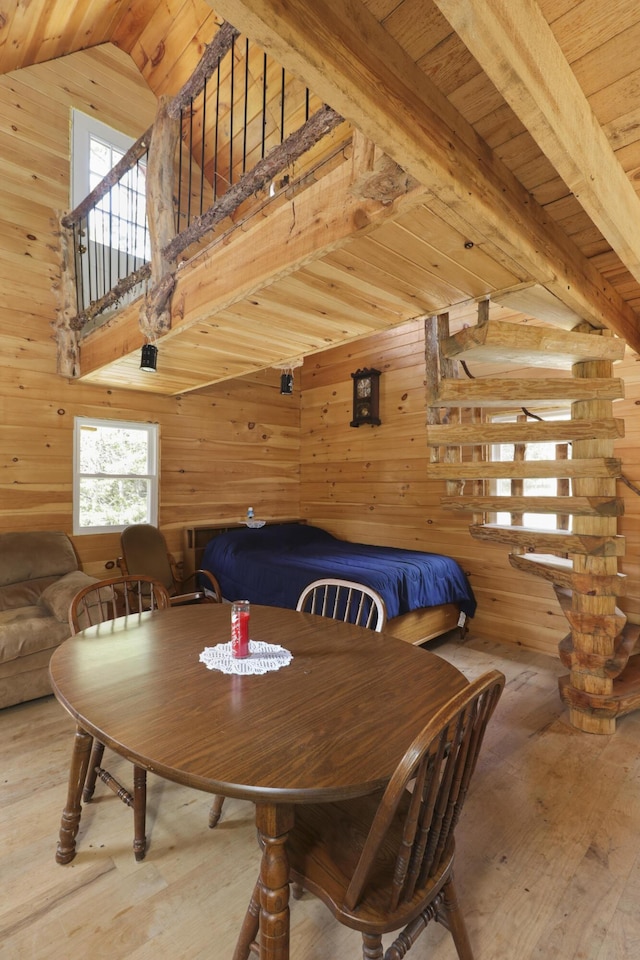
xmin=71 ymin=110 xmax=150 ymax=313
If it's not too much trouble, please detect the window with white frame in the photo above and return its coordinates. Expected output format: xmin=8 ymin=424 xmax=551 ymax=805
xmin=73 ymin=417 xmax=158 ymax=535
xmin=492 ymin=410 xmax=571 ymax=531
xmin=71 ymin=110 xmax=150 ymax=311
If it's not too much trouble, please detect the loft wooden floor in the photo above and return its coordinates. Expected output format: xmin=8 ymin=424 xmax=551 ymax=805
xmin=2 ymin=634 xmax=640 ymax=960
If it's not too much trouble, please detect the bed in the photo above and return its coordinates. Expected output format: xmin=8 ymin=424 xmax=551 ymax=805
xmin=199 ymin=522 xmax=476 ymax=645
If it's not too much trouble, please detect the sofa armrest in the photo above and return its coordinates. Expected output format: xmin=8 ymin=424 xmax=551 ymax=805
xmin=38 ymin=571 xmax=99 ymax=622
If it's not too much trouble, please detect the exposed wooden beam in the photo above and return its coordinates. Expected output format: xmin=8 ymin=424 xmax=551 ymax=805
xmin=206 ymin=0 xmax=640 ymax=353
xmin=432 ymin=0 xmax=640 ymax=295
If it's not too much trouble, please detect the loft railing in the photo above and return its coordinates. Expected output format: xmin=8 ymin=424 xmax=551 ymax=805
xmin=62 ymin=129 xmax=153 ymax=321
xmin=61 ymin=21 xmax=346 ymax=333
xmin=174 ymin=35 xmax=315 ymax=229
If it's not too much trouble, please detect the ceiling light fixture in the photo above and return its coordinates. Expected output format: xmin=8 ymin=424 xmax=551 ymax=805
xmin=277 ymin=358 xmax=303 ymax=395
xmin=140 ymin=343 xmax=158 ymax=373
xmin=280 ymin=371 xmax=294 ymax=395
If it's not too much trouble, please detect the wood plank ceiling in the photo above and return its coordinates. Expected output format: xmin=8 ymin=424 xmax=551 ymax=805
xmin=2 ymin=0 xmax=640 ymax=394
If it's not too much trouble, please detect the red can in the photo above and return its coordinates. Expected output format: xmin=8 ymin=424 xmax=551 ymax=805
xmin=231 ymin=600 xmax=250 ymax=658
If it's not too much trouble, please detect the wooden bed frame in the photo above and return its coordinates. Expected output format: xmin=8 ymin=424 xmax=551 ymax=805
xmin=387 ymin=604 xmax=463 ymax=646
xmin=182 ymin=520 xmax=466 ymax=646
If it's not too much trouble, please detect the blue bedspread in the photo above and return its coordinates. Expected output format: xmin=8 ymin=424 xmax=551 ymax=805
xmin=200 ymin=523 xmax=476 ymax=620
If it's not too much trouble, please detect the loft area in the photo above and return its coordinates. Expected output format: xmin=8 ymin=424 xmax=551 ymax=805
xmin=26 ymin=0 xmax=639 ymax=399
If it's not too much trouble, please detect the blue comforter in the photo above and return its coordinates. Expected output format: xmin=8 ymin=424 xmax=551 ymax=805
xmin=200 ymin=523 xmax=476 ymax=620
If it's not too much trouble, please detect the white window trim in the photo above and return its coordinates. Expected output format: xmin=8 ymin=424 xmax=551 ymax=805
xmin=71 ymin=109 xmax=135 ymax=208
xmin=73 ymin=416 xmax=159 ymax=536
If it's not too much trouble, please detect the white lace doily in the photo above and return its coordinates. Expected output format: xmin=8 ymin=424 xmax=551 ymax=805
xmin=199 ymin=640 xmax=293 ymax=675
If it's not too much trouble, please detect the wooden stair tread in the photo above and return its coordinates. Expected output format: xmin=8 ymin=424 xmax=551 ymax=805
xmin=470 ymin=523 xmax=625 ymax=556
xmin=427 ymin=458 xmax=621 ymax=480
xmin=509 ymin=553 xmax=626 ymax=595
xmin=427 ymin=418 xmax=624 ymax=446
xmin=511 ymin=552 xmax=573 ymax=571
xmin=559 ymin=653 xmax=640 ymax=719
xmin=559 ymin=624 xmax=639 ymax=678
xmin=509 ymin=553 xmax=573 ymax=589
xmin=441 ymin=321 xmax=625 ymax=368
xmin=441 ymin=496 xmax=623 ymax=516
xmin=433 ymin=376 xmax=624 ymax=407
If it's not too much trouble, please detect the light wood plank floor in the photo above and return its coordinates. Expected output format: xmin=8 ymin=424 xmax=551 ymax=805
xmin=2 ymin=632 xmax=640 ymax=960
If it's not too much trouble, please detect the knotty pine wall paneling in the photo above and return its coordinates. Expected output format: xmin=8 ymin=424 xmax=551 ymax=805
xmin=0 ymin=45 xmax=300 ymax=577
xmin=299 ymin=319 xmax=638 ymax=658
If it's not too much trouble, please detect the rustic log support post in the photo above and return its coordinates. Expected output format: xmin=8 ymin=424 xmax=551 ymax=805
xmin=139 ymin=94 xmax=181 ymax=344
xmin=52 ymin=212 xmax=80 ymax=378
xmin=425 ymin=313 xmax=464 ymax=495
xmin=560 ymin=329 xmax=622 ymax=734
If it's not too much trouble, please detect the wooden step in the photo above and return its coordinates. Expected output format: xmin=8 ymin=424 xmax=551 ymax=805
xmin=509 ymin=552 xmax=574 ymax=588
xmin=427 ymin=418 xmax=624 ymax=446
xmin=559 ymin=652 xmax=640 ymax=719
xmin=509 ymin=553 xmax=627 ymax=595
xmin=427 ymin=458 xmax=621 ymax=480
xmin=441 ymin=496 xmax=623 ymax=516
xmin=563 ymin=607 xmax=627 ymax=640
xmin=470 ymin=523 xmax=625 ymax=556
xmin=441 ymin=321 xmax=625 ymax=368
xmin=559 ymin=624 xmax=640 ymax=678
xmin=553 ymin=584 xmax=626 ymax=641
xmin=434 ymin=377 xmax=624 ymax=408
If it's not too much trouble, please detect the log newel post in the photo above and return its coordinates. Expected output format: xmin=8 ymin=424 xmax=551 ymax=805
xmin=139 ymin=94 xmax=181 ymax=344
xmin=53 ymin=211 xmax=80 ymax=378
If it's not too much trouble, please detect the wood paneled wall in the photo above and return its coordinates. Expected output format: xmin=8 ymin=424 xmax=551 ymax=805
xmin=0 ymin=45 xmax=299 ymax=576
xmin=299 ymin=319 xmax=639 ymax=657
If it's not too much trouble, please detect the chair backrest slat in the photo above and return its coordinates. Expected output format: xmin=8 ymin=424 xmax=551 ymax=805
xmin=69 ymin=575 xmax=171 ymax=634
xmin=344 ymin=670 xmax=504 ymax=913
xmin=296 ymin=578 xmax=387 ymax=632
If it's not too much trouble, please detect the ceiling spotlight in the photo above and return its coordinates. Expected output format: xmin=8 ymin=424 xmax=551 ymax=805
xmin=140 ymin=343 xmax=158 ymax=373
xmin=280 ymin=371 xmax=294 ymax=395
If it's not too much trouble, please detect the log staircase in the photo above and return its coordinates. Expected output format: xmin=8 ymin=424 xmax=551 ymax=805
xmin=426 ymin=307 xmax=639 ymax=733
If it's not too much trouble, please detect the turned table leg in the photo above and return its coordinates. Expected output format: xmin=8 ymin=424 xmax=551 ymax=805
xmin=55 ymin=724 xmax=93 ymax=864
xmin=255 ymin=802 xmax=295 ymax=960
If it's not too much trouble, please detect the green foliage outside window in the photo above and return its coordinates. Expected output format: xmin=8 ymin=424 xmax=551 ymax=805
xmin=75 ymin=419 xmax=157 ymax=533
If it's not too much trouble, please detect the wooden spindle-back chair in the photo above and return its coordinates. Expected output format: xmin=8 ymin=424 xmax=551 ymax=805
xmin=233 ymin=669 xmax=504 ymax=960
xmin=296 ymin=577 xmax=387 ymax=632
xmin=69 ymin=575 xmax=171 ymax=861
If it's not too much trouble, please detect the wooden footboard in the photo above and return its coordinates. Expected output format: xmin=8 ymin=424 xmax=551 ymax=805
xmin=387 ymin=603 xmax=461 ymax=645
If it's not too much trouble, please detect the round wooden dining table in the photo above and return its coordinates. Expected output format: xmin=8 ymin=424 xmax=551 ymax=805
xmin=50 ymin=602 xmax=468 ymax=960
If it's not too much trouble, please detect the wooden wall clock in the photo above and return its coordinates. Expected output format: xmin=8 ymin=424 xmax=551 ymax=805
xmin=350 ymin=368 xmax=381 ymax=427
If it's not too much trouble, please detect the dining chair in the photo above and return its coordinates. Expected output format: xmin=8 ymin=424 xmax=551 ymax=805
xmin=69 ymin=574 xmax=171 ymax=861
xmin=233 ymin=669 xmax=505 ymax=960
xmin=119 ymin=522 xmax=222 ymax=605
xmin=296 ymin=577 xmax=387 ymax=632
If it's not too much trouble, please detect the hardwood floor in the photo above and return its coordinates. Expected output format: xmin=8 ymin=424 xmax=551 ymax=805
xmin=2 ymin=632 xmax=640 ymax=960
